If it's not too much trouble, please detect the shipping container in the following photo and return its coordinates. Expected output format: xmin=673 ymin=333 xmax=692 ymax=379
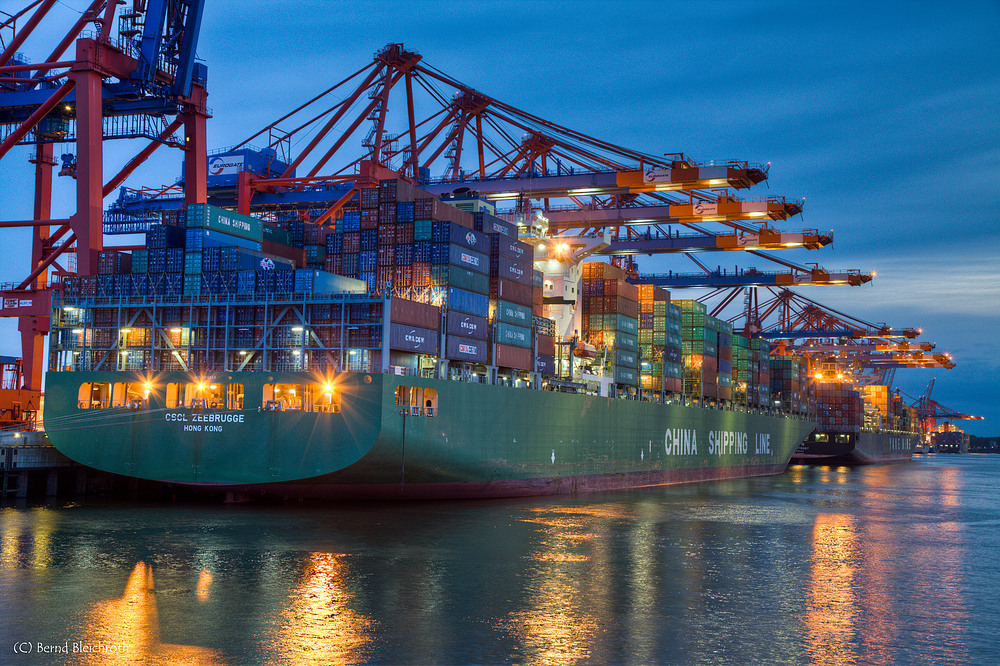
xmin=186 ymin=203 xmax=263 ymax=242
xmin=495 ymin=343 xmax=532 ymax=370
xmin=445 ymin=311 xmax=489 ymax=340
xmin=389 ymin=323 xmax=439 ymax=355
xmin=448 ymin=244 xmax=489 ymax=275
xmin=496 ymin=322 xmax=532 ymax=349
xmin=490 ymin=234 xmax=533 ymax=262
xmin=446 ymin=336 xmax=488 ymax=363
xmin=494 ymin=300 xmax=532 ymax=326
xmin=445 ymin=287 xmax=489 ymax=317
xmin=489 ymin=277 xmax=532 ymax=306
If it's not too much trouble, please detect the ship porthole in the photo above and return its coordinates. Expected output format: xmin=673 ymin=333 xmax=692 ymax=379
xmin=364 ymin=375 xmax=372 ymax=384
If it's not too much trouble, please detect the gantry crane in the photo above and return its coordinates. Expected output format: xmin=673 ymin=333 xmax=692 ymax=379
xmin=913 ymin=379 xmax=984 ymax=435
xmin=0 ymin=0 xmax=208 ymax=419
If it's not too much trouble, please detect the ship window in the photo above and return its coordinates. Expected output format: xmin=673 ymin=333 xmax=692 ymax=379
xmin=111 ymin=382 xmax=149 ymax=408
xmin=423 ymin=388 xmax=438 ymax=417
xmin=78 ymin=382 xmax=111 ymax=409
xmin=227 ymin=384 xmax=244 ymax=410
xmin=815 ymin=433 xmax=829 ymax=442
xmin=306 ymin=384 xmax=341 ymax=413
xmin=184 ymin=382 xmax=226 ymax=409
xmin=166 ymin=382 xmax=183 ymax=408
xmin=395 ymin=386 xmax=409 ymax=406
xmin=835 ymin=434 xmax=850 ymax=443
xmin=263 ymin=383 xmax=302 ymax=411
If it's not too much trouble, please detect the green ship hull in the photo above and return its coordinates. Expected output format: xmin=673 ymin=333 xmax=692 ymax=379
xmin=44 ymin=371 xmax=815 ymax=500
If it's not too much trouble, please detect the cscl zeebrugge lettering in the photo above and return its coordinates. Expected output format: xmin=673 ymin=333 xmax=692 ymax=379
xmin=165 ymin=413 xmax=245 ymax=423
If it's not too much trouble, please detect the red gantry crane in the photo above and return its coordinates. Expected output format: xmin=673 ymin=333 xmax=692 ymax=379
xmin=0 ymin=0 xmax=209 ymax=426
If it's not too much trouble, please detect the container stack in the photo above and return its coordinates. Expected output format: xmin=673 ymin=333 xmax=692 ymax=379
xmin=858 ymin=384 xmax=889 ymax=424
xmin=676 ymin=300 xmax=719 ymax=398
xmin=813 ymin=381 xmax=862 ymax=432
xmin=770 ymin=356 xmax=805 ymax=412
xmin=534 ymin=315 xmax=556 ymax=375
xmin=580 ymin=262 xmax=639 ymax=386
xmin=480 ymin=213 xmax=535 ymax=371
xmin=635 ymin=285 xmax=682 ymax=392
xmin=733 ymin=334 xmax=751 ymax=402
xmin=717 ymin=319 xmax=734 ymax=400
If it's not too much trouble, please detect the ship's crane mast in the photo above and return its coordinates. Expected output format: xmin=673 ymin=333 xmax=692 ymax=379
xmin=0 ymin=0 xmax=209 ymax=415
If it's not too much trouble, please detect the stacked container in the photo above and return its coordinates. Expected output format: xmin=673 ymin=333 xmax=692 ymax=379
xmin=635 ymin=284 xmax=683 ymax=392
xmin=770 ymin=356 xmax=805 ymax=412
xmin=675 ymin=300 xmax=718 ymax=398
xmin=580 ymin=263 xmax=639 ymax=386
xmin=813 ymin=381 xmax=862 ymax=432
xmin=479 ymin=213 xmax=534 ymax=371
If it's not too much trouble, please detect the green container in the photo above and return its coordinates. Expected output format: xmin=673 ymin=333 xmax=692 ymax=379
xmin=653 ymin=302 xmax=667 ymax=316
xmin=496 ymin=321 xmax=532 ymax=349
xmin=131 ymin=249 xmax=148 ymax=274
xmin=414 ymin=219 xmax=433 ymax=241
xmin=614 ymin=366 xmax=638 ymax=386
xmin=183 ymin=274 xmax=201 ymax=296
xmin=613 ymin=313 xmax=637 ymax=335
xmin=614 ymin=348 xmax=638 ymax=369
xmin=589 ymin=314 xmax=604 ymax=330
xmin=186 ymin=203 xmax=263 ymax=242
xmin=495 ymin=300 xmax=532 ymax=326
xmin=447 ymin=266 xmax=489 ymax=294
xmin=675 ymin=299 xmax=707 ymax=315
xmin=683 ymin=326 xmax=707 ymax=341
xmin=653 ymin=316 xmax=666 ymax=331
xmin=306 ymin=245 xmax=327 ymax=263
xmin=262 ymin=224 xmax=291 ymax=245
xmin=639 ymin=329 xmax=653 ymax=344
xmin=184 ymin=252 xmax=202 ymax=275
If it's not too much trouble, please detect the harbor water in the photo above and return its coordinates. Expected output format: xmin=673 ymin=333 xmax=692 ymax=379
xmin=2 ymin=455 xmax=997 ymax=665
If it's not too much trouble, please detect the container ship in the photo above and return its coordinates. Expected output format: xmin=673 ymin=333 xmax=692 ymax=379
xmin=790 ymin=377 xmax=918 ymax=465
xmin=40 ymin=180 xmax=816 ymax=500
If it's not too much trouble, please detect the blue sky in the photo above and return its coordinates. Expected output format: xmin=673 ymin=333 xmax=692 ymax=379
xmin=1 ymin=0 xmax=998 ymax=433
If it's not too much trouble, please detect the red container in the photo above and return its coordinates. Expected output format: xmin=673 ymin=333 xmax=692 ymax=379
xmin=412 ymin=262 xmax=432 ymax=287
xmin=360 ymin=210 xmax=379 ymax=229
xmin=538 ymin=334 xmax=556 ymax=356
xmin=390 ymin=297 xmax=440 ymax=329
xmin=395 ymin=222 xmax=414 ymax=245
xmin=495 ymin=343 xmax=532 ymax=370
xmin=489 ymin=277 xmax=532 ymax=306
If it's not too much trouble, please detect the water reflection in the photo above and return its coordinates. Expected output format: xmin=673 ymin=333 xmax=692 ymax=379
xmin=264 ymin=552 xmax=374 ymax=665
xmin=79 ymin=561 xmax=223 ymax=665
xmin=805 ymin=513 xmax=859 ymax=665
xmin=503 ymin=505 xmax=627 ymax=665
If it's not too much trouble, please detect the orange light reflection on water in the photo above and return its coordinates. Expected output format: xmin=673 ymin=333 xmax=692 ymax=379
xmin=804 ymin=513 xmax=859 ymax=666
xmin=503 ymin=505 xmax=631 ymax=665
xmin=265 ymin=552 xmax=374 ymax=665
xmin=79 ymin=561 xmax=223 ymax=665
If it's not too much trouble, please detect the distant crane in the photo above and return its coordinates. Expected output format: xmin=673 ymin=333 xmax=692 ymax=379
xmin=914 ymin=379 xmax=984 ymax=436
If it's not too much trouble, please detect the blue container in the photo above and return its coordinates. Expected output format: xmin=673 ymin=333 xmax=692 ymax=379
xmin=431 ymin=242 xmax=449 ymax=264
xmin=360 ymin=229 xmax=378 ymax=251
xmin=359 ymin=250 xmax=377 ymax=273
xmin=185 ymin=227 xmax=204 ymax=251
xmin=163 ymin=273 xmax=182 ymax=296
xmin=114 ymin=274 xmax=131 ymax=297
xmin=396 ymin=201 xmax=415 ymax=223
xmin=446 ymin=286 xmax=489 ymax=317
xmin=326 ymin=232 xmax=344 ymax=254
xmin=288 ymin=220 xmax=304 ymax=244
xmin=237 ymin=270 xmax=255 ymax=295
xmin=255 ymin=271 xmax=274 ymax=294
xmin=414 ymin=241 xmax=433 ymax=263
xmin=342 ymin=253 xmax=360 ymax=277
xmin=145 ymin=224 xmax=185 ymax=249
xmin=343 ymin=211 xmax=361 ymax=233
xmin=165 ymin=247 xmax=184 ymax=273
xmin=447 ymin=223 xmax=488 ymax=253
xmin=145 ymin=249 xmax=164 ymax=273
xmin=129 ymin=273 xmax=148 ymax=296
xmin=360 ymin=271 xmax=377 ymax=293
xmin=274 ymin=269 xmax=294 ymax=293
xmin=394 ymin=244 xmax=413 ymax=266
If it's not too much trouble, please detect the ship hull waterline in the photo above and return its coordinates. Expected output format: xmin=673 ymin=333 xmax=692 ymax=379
xmin=44 ymin=371 xmax=816 ymax=500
